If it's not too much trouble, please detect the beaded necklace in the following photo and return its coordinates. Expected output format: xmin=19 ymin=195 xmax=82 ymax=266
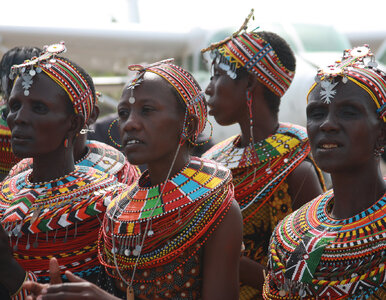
xmin=99 ymin=157 xmax=233 ymax=298
xmin=6 ymin=140 xmax=140 ymax=185
xmin=203 ymin=123 xmax=310 ymax=221
xmin=0 ymin=165 xmax=124 ymax=281
xmin=264 ymin=189 xmax=386 ymax=299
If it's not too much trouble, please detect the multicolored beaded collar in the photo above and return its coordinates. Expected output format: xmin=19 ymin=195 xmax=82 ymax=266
xmin=7 ymin=140 xmax=140 ymax=185
xmin=201 ymin=9 xmax=294 ymax=97
xmin=264 ymin=189 xmax=386 ymax=299
xmin=0 ymin=166 xmax=119 ymax=235
xmin=9 ymin=42 xmax=95 ymax=123
xmin=0 ymin=165 xmax=123 ymax=282
xmin=203 ymin=123 xmax=311 ymax=217
xmin=307 ymin=45 xmax=386 ymax=122
xmin=99 ymin=157 xmax=233 ymax=281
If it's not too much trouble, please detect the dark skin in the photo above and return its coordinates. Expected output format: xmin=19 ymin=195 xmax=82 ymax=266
xmin=72 ymin=106 xmax=100 ymax=162
xmin=307 ymin=80 xmax=386 ymax=219
xmin=205 ymin=64 xmax=323 ymax=290
xmin=0 ymin=73 xmax=83 ymax=294
xmin=24 ymin=72 xmax=243 ymax=300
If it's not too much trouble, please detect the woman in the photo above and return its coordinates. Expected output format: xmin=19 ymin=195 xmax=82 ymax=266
xmin=201 ymin=10 xmax=324 ymax=298
xmin=24 ymin=60 xmax=243 ymax=300
xmin=263 ymin=45 xmax=386 ymax=299
xmin=0 ymin=43 xmax=125 ymax=298
xmin=0 ymin=46 xmax=42 ymax=181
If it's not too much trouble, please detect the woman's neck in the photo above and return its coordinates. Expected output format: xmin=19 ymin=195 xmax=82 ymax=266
xmin=31 ymin=148 xmax=75 ymax=183
xmin=330 ymin=163 xmax=385 ymax=219
xmin=238 ymin=116 xmax=278 ymax=148
xmin=147 ymin=147 xmax=191 ymax=186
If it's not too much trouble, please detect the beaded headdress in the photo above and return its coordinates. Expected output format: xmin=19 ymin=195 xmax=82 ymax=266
xmin=201 ymin=9 xmax=295 ymax=97
xmin=9 ymin=42 xmax=95 ymax=124
xmin=307 ymin=45 xmax=386 ymax=122
xmin=127 ymin=59 xmax=208 ymax=143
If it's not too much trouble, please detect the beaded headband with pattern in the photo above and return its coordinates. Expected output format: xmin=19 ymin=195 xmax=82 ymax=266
xmin=9 ymin=42 xmax=95 ymax=124
xmin=201 ymin=9 xmax=295 ymax=97
xmin=307 ymin=45 xmax=386 ymax=122
xmin=127 ymin=59 xmax=208 ymax=143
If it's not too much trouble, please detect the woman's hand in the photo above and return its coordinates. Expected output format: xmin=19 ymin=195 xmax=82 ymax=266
xmin=24 ymin=270 xmax=119 ymax=300
xmin=24 ymin=257 xmax=119 ymax=300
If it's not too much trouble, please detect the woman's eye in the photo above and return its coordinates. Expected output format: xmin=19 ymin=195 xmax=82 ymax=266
xmin=307 ymin=107 xmax=326 ymax=119
xmin=142 ymin=106 xmax=154 ymax=114
xmin=9 ymin=101 xmax=21 ymax=113
xmin=32 ymin=103 xmax=48 ymax=114
xmin=340 ymin=107 xmax=359 ymax=118
xmin=118 ymin=109 xmax=130 ymax=119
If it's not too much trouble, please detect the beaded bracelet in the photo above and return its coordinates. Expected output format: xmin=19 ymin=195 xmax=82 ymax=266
xmin=9 ymin=271 xmax=29 ymax=298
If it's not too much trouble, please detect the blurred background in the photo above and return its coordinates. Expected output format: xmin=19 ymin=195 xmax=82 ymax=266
xmin=1 ymin=0 xmax=385 ymax=143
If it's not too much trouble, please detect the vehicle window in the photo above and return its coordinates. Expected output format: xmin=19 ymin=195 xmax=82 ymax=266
xmin=292 ymin=24 xmax=350 ymax=52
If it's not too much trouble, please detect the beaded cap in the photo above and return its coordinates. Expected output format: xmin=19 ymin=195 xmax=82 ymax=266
xmin=201 ymin=9 xmax=295 ymax=97
xmin=128 ymin=59 xmax=208 ymax=143
xmin=308 ymin=45 xmax=386 ymax=122
xmin=9 ymin=42 xmax=95 ymax=123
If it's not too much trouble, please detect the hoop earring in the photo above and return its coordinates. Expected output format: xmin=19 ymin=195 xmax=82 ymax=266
xmin=108 ymin=119 xmax=122 ymax=148
xmin=188 ymin=119 xmax=214 ymax=147
xmin=64 ymin=138 xmax=69 ymax=148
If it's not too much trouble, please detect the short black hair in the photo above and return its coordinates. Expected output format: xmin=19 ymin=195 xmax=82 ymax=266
xmin=0 ymin=46 xmax=42 ymax=100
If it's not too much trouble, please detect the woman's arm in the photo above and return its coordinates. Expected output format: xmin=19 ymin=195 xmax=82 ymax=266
xmin=201 ymin=199 xmax=243 ymax=300
xmin=0 ymin=224 xmax=27 ymax=297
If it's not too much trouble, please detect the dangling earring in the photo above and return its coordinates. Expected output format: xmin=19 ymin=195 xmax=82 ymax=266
xmin=64 ymin=138 xmax=69 ymax=148
xmin=374 ymin=146 xmax=385 ymax=157
xmin=179 ymin=111 xmax=189 ymax=146
xmin=246 ymin=90 xmax=255 ymax=147
xmin=108 ymin=119 xmax=122 ymax=148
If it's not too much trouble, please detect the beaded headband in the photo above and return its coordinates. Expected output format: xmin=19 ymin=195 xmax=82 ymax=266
xmin=201 ymin=9 xmax=295 ymax=97
xmin=127 ymin=59 xmax=208 ymax=143
xmin=9 ymin=42 xmax=95 ymax=124
xmin=307 ymin=45 xmax=386 ymax=122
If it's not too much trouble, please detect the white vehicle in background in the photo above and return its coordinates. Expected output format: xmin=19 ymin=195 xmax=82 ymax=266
xmin=0 ymin=22 xmax=351 ymax=143
xmin=376 ymin=39 xmax=386 ymax=71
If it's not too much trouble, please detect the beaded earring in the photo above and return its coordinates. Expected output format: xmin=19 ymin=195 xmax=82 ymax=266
xmin=374 ymin=146 xmax=385 ymax=157
xmin=188 ymin=119 xmax=213 ymax=147
xmin=108 ymin=119 xmax=122 ymax=148
xmin=63 ymin=138 xmax=69 ymax=148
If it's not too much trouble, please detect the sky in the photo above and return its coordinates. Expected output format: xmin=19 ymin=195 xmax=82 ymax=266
xmin=0 ymin=0 xmax=385 ymax=34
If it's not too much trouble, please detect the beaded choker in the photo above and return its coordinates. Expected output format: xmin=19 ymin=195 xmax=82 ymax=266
xmin=265 ymin=189 xmax=386 ymax=299
xmin=203 ymin=123 xmax=310 ymax=218
xmin=99 ymin=157 xmax=233 ymax=283
xmin=6 ymin=140 xmax=140 ymax=185
xmin=0 ymin=166 xmax=119 ymax=236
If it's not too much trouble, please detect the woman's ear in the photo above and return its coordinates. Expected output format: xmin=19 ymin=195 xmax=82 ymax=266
xmin=246 ymin=72 xmax=258 ymax=92
xmin=68 ymin=114 xmax=85 ymax=146
xmin=87 ymin=105 xmax=100 ymax=126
